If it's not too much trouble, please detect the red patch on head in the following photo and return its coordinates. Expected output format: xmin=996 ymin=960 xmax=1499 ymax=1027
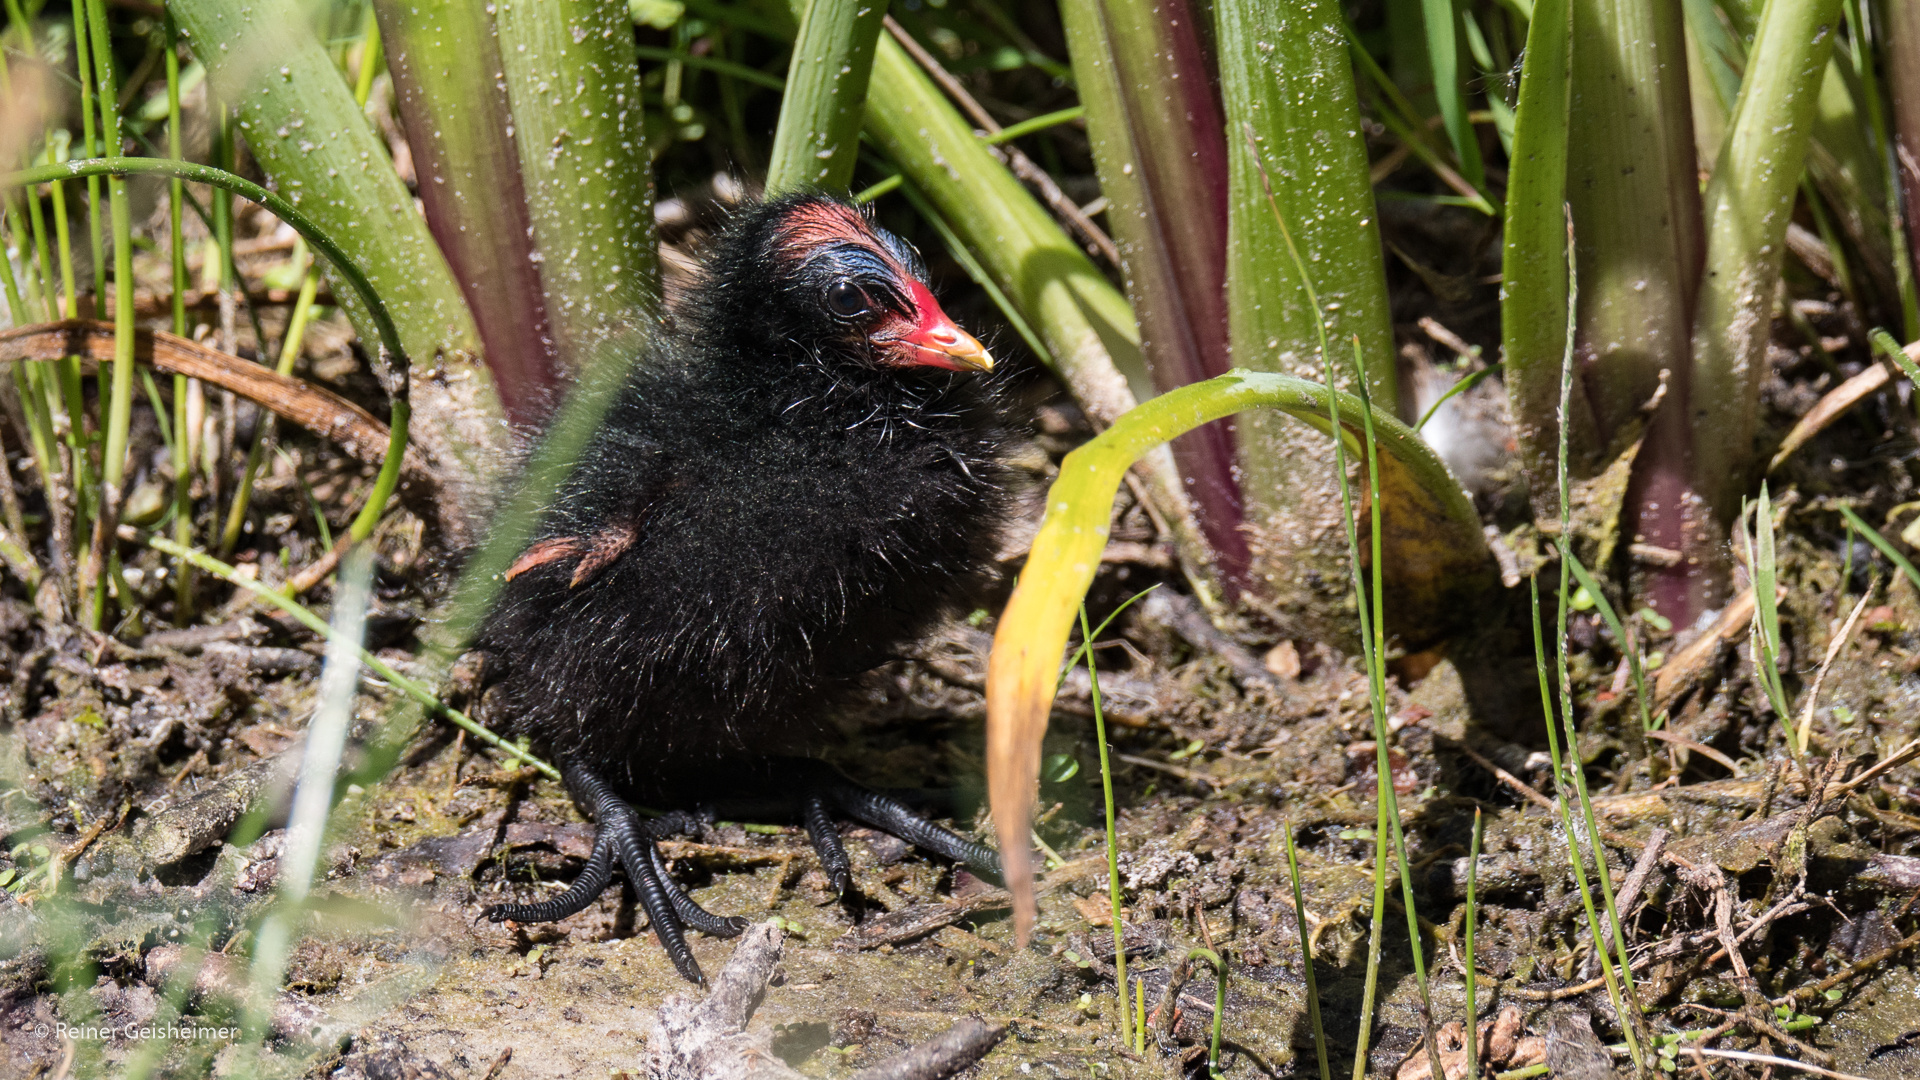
xmin=775 ymin=200 xmax=875 ymax=251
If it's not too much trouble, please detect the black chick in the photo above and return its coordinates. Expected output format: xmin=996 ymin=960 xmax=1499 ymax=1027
xmin=475 ymin=194 xmax=1011 ymax=983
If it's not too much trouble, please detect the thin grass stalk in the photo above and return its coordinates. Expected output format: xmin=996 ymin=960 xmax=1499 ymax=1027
xmin=48 ymin=179 xmax=75 ymax=319
xmin=1183 ymin=947 xmax=1228 ymax=1078
xmin=10 ymin=149 xmax=90 ymax=569
xmin=1353 ymin=338 xmax=1447 ymax=1080
xmin=1079 ymin=603 xmax=1131 ymax=1052
xmin=164 ymin=9 xmax=193 ymax=617
xmin=1838 ymin=504 xmax=1920 ymax=594
xmin=69 ymin=0 xmax=105 ymax=321
xmin=1530 ymin=578 xmax=1642 ymax=1069
xmin=1267 ymin=186 xmax=1444 ymax=1077
xmin=1464 ymin=807 xmax=1483 ymax=1080
xmin=1282 ymin=823 xmax=1332 ymax=1080
xmin=1552 ymin=254 xmax=1647 ymax=1067
xmin=764 ymin=0 xmax=886 ymax=195
xmin=144 ymin=532 xmax=557 ymax=779
xmin=1743 ymin=486 xmax=1807 ymax=762
xmin=1565 ymin=553 xmax=1654 ymax=733
xmin=221 ymin=266 xmax=320 ymax=554
xmin=246 ymin=545 xmax=374 ymax=1043
xmin=81 ymin=0 xmax=134 ymax=632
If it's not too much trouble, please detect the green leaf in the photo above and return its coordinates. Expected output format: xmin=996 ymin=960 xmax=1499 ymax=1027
xmin=765 ymin=0 xmax=886 ymax=195
xmin=1689 ymin=0 xmax=1845 ymax=526
xmin=986 ymin=370 xmax=1491 ymax=941
xmin=170 ymin=0 xmax=502 ymax=540
xmin=1214 ymin=0 xmax=1400 ymax=632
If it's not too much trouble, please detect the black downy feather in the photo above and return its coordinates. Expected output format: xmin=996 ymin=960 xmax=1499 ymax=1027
xmin=475 ymin=194 xmax=1014 ymax=806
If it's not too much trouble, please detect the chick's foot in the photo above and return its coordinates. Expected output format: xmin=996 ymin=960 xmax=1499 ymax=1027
xmin=483 ymin=762 xmax=745 ymax=985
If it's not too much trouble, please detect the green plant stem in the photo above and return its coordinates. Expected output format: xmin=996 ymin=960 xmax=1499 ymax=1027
xmin=1838 ymin=506 xmax=1920 ymax=595
xmin=1499 ymin=0 xmax=1586 ymax=513
xmin=221 ymin=267 xmax=320 ymax=554
xmin=83 ymin=0 xmax=130 ymax=632
xmin=143 ymin=533 xmax=557 ymax=780
xmin=1283 ymin=824 xmax=1332 ymax=1080
xmin=6 ymin=158 xmax=410 ymax=377
xmin=1414 ymin=362 xmax=1503 ymax=431
xmin=986 ymin=106 xmax=1084 ymax=144
xmin=1420 ymin=0 xmax=1485 ymax=187
xmin=1552 ymin=262 xmax=1647 ymax=1067
xmin=1689 ymin=0 xmax=1844 ymax=525
xmin=69 ymin=0 xmax=105 ymax=320
xmin=1080 ymin=604 xmax=1130 ymax=1053
xmin=164 ymin=9 xmax=193 ymax=619
xmin=765 ymin=0 xmax=886 ymax=195
xmin=1181 ymin=948 xmax=1228 ymax=1076
xmin=1565 ymin=553 xmax=1653 ymax=733
xmin=1464 ymin=807 xmax=1483 ymax=1080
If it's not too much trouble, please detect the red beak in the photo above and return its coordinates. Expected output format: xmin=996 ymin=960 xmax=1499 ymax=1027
xmin=885 ymin=282 xmax=994 ymax=372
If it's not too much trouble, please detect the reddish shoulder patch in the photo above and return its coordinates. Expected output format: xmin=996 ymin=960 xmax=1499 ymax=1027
xmin=569 ymin=521 xmax=640 ymax=588
xmin=504 ymin=537 xmax=584 ymax=582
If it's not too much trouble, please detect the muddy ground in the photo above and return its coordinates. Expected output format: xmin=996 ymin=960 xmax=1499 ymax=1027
xmin=5 ymin=430 xmax=1920 ymax=1080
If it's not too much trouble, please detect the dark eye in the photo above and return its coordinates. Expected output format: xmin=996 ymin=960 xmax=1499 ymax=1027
xmin=825 ymin=280 xmax=869 ymax=318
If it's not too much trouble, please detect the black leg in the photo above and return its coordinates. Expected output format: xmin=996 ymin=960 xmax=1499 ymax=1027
xmin=483 ymin=826 xmax=616 ymax=924
xmin=831 ymin=783 xmax=1002 ymax=883
xmin=647 ymin=841 xmax=750 ymax=937
xmin=803 ymin=792 xmax=852 ymax=895
xmin=483 ymin=761 xmax=743 ymax=985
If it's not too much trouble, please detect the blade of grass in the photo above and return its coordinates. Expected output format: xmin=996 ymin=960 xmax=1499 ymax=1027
xmin=985 ymin=368 xmax=1486 ymax=940
xmin=1282 ymin=823 xmax=1331 ymax=1080
xmin=1565 ymin=552 xmax=1655 ymax=734
xmin=1414 ymin=361 xmax=1504 ymax=432
xmin=1531 ymin=577 xmax=1642 ymax=1065
xmin=1553 ymin=237 xmax=1648 ymax=1067
xmin=1836 ymin=505 xmax=1920 ymax=598
xmin=164 ymin=8 xmax=193 ymax=619
xmin=219 ymin=264 xmax=319 ymax=554
xmin=69 ymin=0 xmax=105 ymax=321
xmin=244 ymin=544 xmax=374 ymax=1042
xmin=1346 ymin=334 xmax=1447 ymax=1080
xmin=1421 ymin=0 xmax=1486 ymax=188
xmin=1185 ymin=947 xmax=1228 ymax=1079
xmin=1082 ymin=601 xmax=1130 ymax=1051
xmin=764 ymin=0 xmax=886 ymax=195
xmin=143 ymin=532 xmax=557 ymax=779
xmin=1464 ymin=807 xmax=1483 ymax=1080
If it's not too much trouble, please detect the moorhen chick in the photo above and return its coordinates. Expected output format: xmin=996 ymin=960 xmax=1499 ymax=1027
xmin=475 ymin=194 xmax=1010 ymax=982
